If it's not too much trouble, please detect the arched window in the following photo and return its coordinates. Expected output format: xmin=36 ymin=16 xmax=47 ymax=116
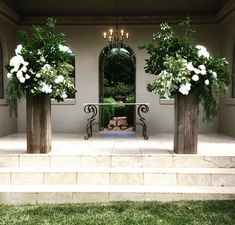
xmin=0 ymin=43 xmax=3 ymax=99
xmin=232 ymin=45 xmax=235 ymax=98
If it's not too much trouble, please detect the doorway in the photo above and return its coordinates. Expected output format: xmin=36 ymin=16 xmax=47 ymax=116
xmin=99 ymin=46 xmax=136 ymax=131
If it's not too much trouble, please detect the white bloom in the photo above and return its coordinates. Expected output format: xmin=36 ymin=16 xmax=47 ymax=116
xmin=23 ymin=61 xmax=29 ymax=66
xmin=212 ymin=71 xmax=217 ymax=79
xmin=205 ymin=79 xmax=210 ymax=85
xmin=194 ymin=68 xmax=200 ymax=74
xmin=199 ymin=65 xmax=206 ymax=70
xmin=55 ymin=75 xmax=64 ymax=84
xmin=9 ymin=55 xmax=24 ymax=67
xmin=179 ymin=83 xmax=191 ymax=95
xmin=15 ymin=44 xmax=23 ymax=55
xmin=200 ymin=69 xmax=207 ymax=75
xmin=42 ymin=64 xmax=51 ymax=71
xmin=196 ymin=45 xmax=210 ymax=59
xmin=16 ymin=70 xmax=23 ymax=78
xmin=19 ymin=76 xmax=26 ymax=83
xmin=41 ymin=82 xmax=52 ymax=93
xmin=7 ymin=73 xmax=12 ymax=79
xmin=186 ymin=62 xmax=194 ymax=71
xmin=25 ymin=74 xmax=30 ymax=79
xmin=21 ymin=66 xmax=27 ymax=73
xmin=36 ymin=73 xmax=41 ymax=78
xmin=10 ymin=67 xmax=18 ymax=73
xmin=40 ymin=56 xmax=46 ymax=62
xmin=192 ymin=74 xmax=199 ymax=81
xmin=59 ymin=45 xmax=73 ymax=54
xmin=61 ymin=92 xmax=67 ymax=99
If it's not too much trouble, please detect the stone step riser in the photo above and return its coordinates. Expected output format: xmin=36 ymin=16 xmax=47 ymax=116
xmin=0 ymin=155 xmax=235 ymax=168
xmin=1 ymin=172 xmax=235 ymax=186
xmin=0 ymin=185 xmax=235 ymax=204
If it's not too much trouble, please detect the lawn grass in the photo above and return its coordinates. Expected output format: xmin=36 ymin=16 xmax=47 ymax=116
xmin=0 ymin=200 xmax=234 ymax=225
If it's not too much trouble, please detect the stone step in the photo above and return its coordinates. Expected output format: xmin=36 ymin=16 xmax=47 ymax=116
xmin=1 ymin=167 xmax=235 ymax=186
xmin=0 ymin=155 xmax=235 ymax=168
xmin=0 ymin=184 xmax=234 ymax=204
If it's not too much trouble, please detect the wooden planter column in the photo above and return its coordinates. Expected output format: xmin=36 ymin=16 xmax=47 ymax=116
xmin=174 ymin=91 xmax=198 ymax=154
xmin=26 ymin=94 xmax=51 ymax=153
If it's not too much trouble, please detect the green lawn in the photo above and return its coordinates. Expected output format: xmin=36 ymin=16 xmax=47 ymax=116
xmin=0 ymin=201 xmax=234 ymax=225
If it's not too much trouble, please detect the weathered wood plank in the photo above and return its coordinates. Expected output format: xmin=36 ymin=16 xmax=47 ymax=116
xmin=174 ymin=91 xmax=198 ymax=154
xmin=26 ymin=94 xmax=51 ymax=154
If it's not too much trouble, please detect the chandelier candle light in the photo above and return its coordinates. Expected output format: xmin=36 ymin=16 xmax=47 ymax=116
xmin=103 ymin=0 xmax=129 ymax=48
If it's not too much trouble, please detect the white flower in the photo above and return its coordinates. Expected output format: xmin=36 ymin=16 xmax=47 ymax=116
xmin=196 ymin=45 xmax=210 ymax=59
xmin=18 ymin=76 xmax=26 ymax=83
xmin=212 ymin=71 xmax=217 ymax=79
xmin=41 ymin=82 xmax=52 ymax=93
xmin=192 ymin=74 xmax=199 ymax=81
xmin=7 ymin=73 xmax=12 ymax=79
xmin=21 ymin=66 xmax=27 ymax=73
xmin=200 ymin=69 xmax=207 ymax=75
xmin=205 ymin=79 xmax=210 ymax=85
xmin=194 ymin=68 xmax=200 ymax=74
xmin=42 ymin=64 xmax=51 ymax=71
xmin=15 ymin=44 xmax=23 ymax=55
xmin=25 ymin=74 xmax=30 ymax=79
xmin=40 ymin=56 xmax=46 ymax=63
xmin=23 ymin=61 xmax=29 ymax=66
xmin=186 ymin=62 xmax=194 ymax=71
xmin=61 ymin=92 xmax=67 ymax=99
xmin=179 ymin=83 xmax=191 ymax=95
xmin=199 ymin=65 xmax=206 ymax=70
xmin=16 ymin=70 xmax=23 ymax=78
xmin=36 ymin=73 xmax=41 ymax=78
xmin=55 ymin=75 xmax=64 ymax=84
xmin=9 ymin=55 xmax=24 ymax=67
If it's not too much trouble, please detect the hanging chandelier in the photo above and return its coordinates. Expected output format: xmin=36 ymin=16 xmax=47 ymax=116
xmin=102 ymin=0 xmax=129 ymax=48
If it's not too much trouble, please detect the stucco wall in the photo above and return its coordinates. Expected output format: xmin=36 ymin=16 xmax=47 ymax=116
xmin=219 ymin=14 xmax=235 ymax=137
xmin=0 ymin=18 xmax=17 ymax=136
xmin=17 ymin=23 xmax=222 ymax=134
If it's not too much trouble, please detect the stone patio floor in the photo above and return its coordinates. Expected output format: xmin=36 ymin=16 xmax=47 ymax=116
xmin=0 ymin=131 xmax=235 ymax=156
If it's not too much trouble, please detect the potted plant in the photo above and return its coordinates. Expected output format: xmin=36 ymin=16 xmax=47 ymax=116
xmin=139 ymin=18 xmax=230 ymax=154
xmin=6 ymin=18 xmax=76 ymax=153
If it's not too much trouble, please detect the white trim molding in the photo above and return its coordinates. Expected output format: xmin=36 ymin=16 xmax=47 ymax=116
xmin=51 ymin=99 xmax=76 ymax=105
xmin=159 ymin=98 xmax=174 ymax=105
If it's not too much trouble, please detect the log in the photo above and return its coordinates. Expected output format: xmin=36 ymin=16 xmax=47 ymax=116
xmin=174 ymin=91 xmax=198 ymax=154
xmin=26 ymin=94 xmax=51 ymax=153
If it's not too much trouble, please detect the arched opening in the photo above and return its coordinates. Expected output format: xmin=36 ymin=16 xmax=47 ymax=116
xmin=99 ymin=46 xmax=136 ymax=131
xmin=0 ymin=42 xmax=3 ymax=99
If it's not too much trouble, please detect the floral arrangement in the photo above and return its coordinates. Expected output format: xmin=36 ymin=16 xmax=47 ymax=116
xmin=139 ymin=19 xmax=230 ymax=121
xmin=6 ymin=18 xmax=76 ymax=114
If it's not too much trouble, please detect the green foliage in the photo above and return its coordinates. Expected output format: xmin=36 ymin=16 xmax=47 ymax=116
xmin=0 ymin=200 xmax=234 ymax=225
xmin=6 ymin=18 xmax=77 ymax=115
xmin=102 ymin=97 xmax=116 ymax=127
xmin=103 ymin=81 xmax=135 ymax=99
xmin=139 ymin=18 xmax=231 ymax=121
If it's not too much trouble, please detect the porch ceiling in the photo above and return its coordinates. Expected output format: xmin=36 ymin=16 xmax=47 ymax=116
xmin=2 ymin=0 xmax=230 ymax=17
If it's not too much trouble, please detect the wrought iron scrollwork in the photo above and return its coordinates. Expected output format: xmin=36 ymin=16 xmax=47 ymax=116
xmin=136 ymin=104 xmax=149 ymax=140
xmin=84 ymin=104 xmax=98 ymax=140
